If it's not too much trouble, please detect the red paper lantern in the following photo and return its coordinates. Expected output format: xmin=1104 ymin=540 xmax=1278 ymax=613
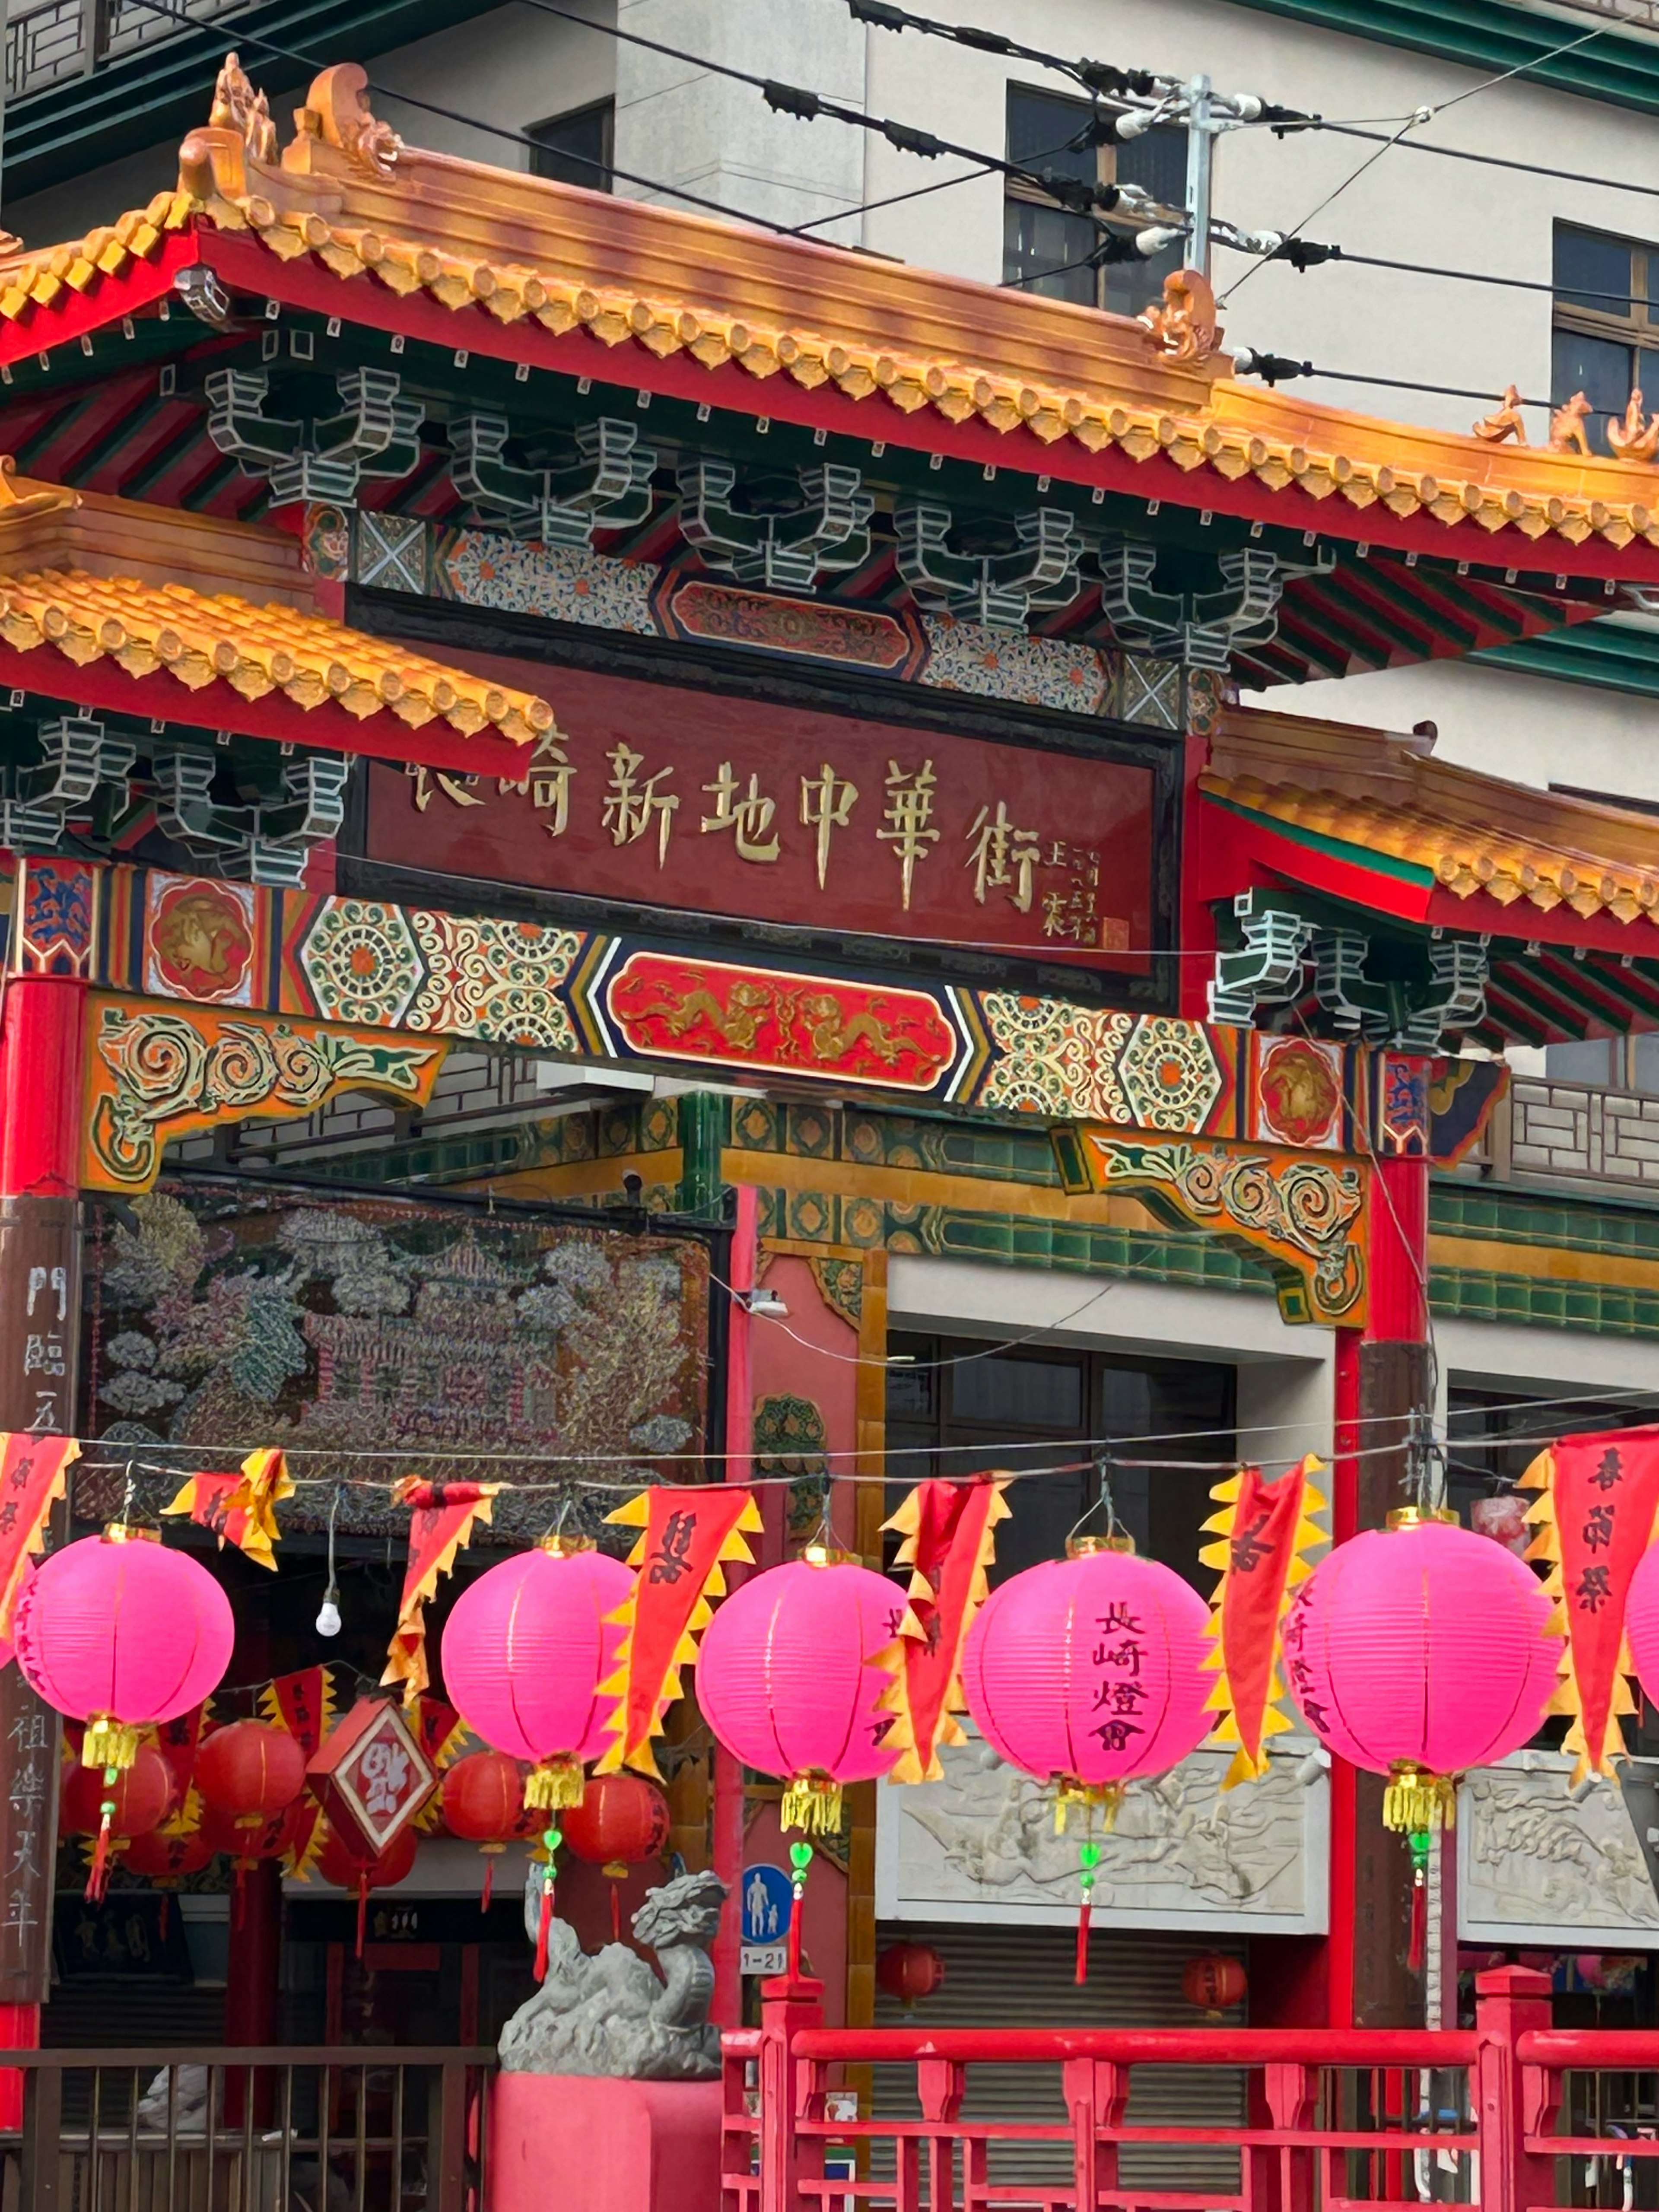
xmin=121 ymin=1829 xmax=215 ymax=1882
xmin=562 ymin=1773 xmax=671 ymax=1940
xmin=195 ymin=1721 xmax=306 ymax=1834
xmin=1182 ymin=1953 xmax=1247 ymax=2015
xmin=441 ymin=1750 xmax=534 ymax=1907
xmin=199 ymin=1799 xmax=298 ymax=1866
xmin=563 ymin=1774 xmax=671 ymax=1869
xmin=317 ymin=1820 xmax=420 ymax=1957
xmin=60 ymin=1745 xmax=173 ymax=1840
xmin=877 ymin=1941 xmax=945 ymax=2009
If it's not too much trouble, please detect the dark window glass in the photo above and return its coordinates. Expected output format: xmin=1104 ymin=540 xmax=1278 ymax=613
xmin=529 ymin=99 xmax=613 ymax=191
xmin=1554 ymin=226 xmax=1633 ymax=316
xmin=1002 ymin=198 xmax=1097 ymax=305
xmin=1006 ymin=85 xmax=1095 ymax=185
xmin=1551 ymin=327 xmax=1631 ymax=453
xmin=884 ymin=1334 xmax=1234 ymax=1589
xmin=1116 ymin=124 xmax=1185 ymax=210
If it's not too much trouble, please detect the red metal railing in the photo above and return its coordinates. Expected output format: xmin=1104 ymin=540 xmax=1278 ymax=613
xmin=721 ymin=1966 xmax=1635 ymax=2212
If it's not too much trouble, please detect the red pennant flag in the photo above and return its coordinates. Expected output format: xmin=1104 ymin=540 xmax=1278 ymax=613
xmin=153 ymin=1700 xmax=212 ymax=1832
xmin=597 ymin=1486 xmax=762 ymax=1778
xmin=411 ymin=1694 xmax=467 ymax=1831
xmin=1199 ymin=1457 xmax=1326 ymax=1786
xmin=382 ymin=1480 xmax=499 ymax=1704
xmin=163 ymin=1448 xmax=293 ymax=1570
xmin=877 ymin=1478 xmax=1007 ymax=1782
xmin=0 ymin=1433 xmax=78 ymax=1637
xmin=1523 ymin=1427 xmax=1659 ymax=1778
xmin=259 ymin=1668 xmax=337 ymax=1761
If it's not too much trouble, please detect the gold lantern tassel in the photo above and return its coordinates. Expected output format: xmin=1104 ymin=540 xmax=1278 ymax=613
xmin=1054 ymin=1778 xmax=1124 ymax=1836
xmin=524 ymin=1756 xmax=586 ymax=1812
xmin=82 ymin=1716 xmax=141 ymax=1772
xmin=1381 ymin=1761 xmax=1457 ymax=1834
xmin=781 ymin=1774 xmax=843 ymax=1835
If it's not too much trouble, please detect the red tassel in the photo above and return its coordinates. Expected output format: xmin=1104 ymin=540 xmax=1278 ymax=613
xmin=1075 ymin=1900 xmax=1093 ymax=1987
xmin=1408 ymin=1868 xmax=1427 ymax=1974
xmin=534 ymin=1876 xmax=553 ymax=1982
xmin=86 ymin=1810 xmax=112 ymax=1905
xmin=356 ymin=1873 xmax=368 ymax=1961
xmin=610 ymin=1881 xmax=621 ymax=1945
xmin=480 ymin=1858 xmax=494 ymax=1912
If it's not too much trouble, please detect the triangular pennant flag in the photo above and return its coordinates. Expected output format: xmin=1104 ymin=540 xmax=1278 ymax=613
xmin=596 ymin=1485 xmax=762 ymax=1779
xmin=153 ymin=1699 xmax=211 ymax=1837
xmin=1199 ymin=1455 xmax=1327 ymax=1787
xmin=0 ymin=1433 xmax=78 ymax=1637
xmin=411 ymin=1694 xmax=468 ymax=1831
xmin=876 ymin=1476 xmax=1009 ymax=1783
xmin=259 ymin=1668 xmax=337 ymax=1761
xmin=382 ymin=1480 xmax=500 ymax=1705
xmin=1522 ymin=1426 xmax=1659 ymax=1780
xmin=163 ymin=1448 xmax=294 ymax=1571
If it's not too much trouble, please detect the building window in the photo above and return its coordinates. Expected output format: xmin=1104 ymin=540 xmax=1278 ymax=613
xmin=529 ymin=99 xmax=614 ymax=191
xmin=885 ymin=1334 xmax=1234 ymax=1583
xmin=1002 ymin=85 xmax=1184 ymax=319
xmin=1552 ymin=222 xmax=1651 ymax=454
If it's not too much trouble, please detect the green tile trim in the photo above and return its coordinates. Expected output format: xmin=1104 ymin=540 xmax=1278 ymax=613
xmin=1477 ymin=623 xmax=1659 ymax=699
xmin=1205 ymin=794 xmax=1436 ymax=887
xmin=1430 ymin=1267 xmax=1659 ymax=1337
xmin=1222 ymin=0 xmax=1659 ymax=117
xmin=1433 ymin=1177 xmax=1659 ymax=1259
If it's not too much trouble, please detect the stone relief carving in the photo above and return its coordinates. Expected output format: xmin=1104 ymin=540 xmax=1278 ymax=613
xmin=1459 ymin=1755 xmax=1659 ymax=1945
xmin=877 ymin=1739 xmax=1325 ymax=1932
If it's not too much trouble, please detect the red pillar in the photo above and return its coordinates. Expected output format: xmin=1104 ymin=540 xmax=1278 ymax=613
xmin=0 ymin=968 xmax=89 ymax=2116
xmin=1324 ymin=1066 xmax=1433 ymax=2030
xmin=224 ymin=1859 xmax=283 ymax=2122
xmin=709 ymin=1183 xmax=757 ymax=2030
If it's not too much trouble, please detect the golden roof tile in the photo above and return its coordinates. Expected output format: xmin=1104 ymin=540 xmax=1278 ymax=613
xmin=1 ymin=62 xmax=1657 ymax=562
xmin=0 ymin=564 xmax=553 ymax=740
xmin=1203 ymin=708 xmax=1659 ymax=928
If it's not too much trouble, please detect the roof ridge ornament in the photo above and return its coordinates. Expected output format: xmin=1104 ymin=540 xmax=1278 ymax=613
xmin=1139 ymin=267 xmax=1224 ymax=365
xmin=210 ymin=54 xmax=277 ymax=166
xmin=288 ymin=63 xmax=402 ymax=181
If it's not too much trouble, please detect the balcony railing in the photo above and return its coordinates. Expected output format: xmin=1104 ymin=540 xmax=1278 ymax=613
xmin=0 ymin=2045 xmax=493 ymax=2212
xmin=1474 ymin=1074 xmax=1659 ymax=1192
xmin=722 ymin=1965 xmax=1659 ymax=2212
xmin=4 ymin=0 xmax=246 ymax=105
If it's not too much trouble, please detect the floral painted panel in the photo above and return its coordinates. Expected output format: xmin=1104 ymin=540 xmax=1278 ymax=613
xmin=86 ymin=1180 xmax=711 ymax=1540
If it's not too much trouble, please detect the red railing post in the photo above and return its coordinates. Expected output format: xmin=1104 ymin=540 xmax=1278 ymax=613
xmin=1476 ymin=1966 xmax=1555 ymax=2212
xmin=918 ymin=2056 xmax=967 ymax=2211
xmin=758 ymin=1975 xmax=826 ymax=2212
xmin=1259 ymin=2061 xmax=1319 ymax=2212
xmin=1064 ymin=2057 xmax=1126 ymax=2212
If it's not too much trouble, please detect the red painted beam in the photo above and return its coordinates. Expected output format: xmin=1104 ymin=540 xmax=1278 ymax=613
xmin=0 ymin=640 xmax=531 ymax=779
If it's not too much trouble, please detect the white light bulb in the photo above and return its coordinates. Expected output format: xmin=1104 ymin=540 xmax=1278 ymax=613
xmin=315 ymin=1595 xmax=342 ymax=1638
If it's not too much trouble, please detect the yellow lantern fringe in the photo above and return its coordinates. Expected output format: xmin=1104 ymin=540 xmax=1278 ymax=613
xmin=781 ymin=1774 xmax=843 ymax=1835
xmin=524 ymin=1756 xmax=586 ymax=1812
xmin=82 ymin=1716 xmax=141 ymax=1771
xmin=1381 ymin=1762 xmax=1457 ymax=1834
xmin=1054 ymin=1778 xmax=1123 ymax=1835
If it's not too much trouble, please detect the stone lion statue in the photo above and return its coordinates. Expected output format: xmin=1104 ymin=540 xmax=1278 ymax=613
xmin=498 ymin=1868 xmax=729 ymax=2079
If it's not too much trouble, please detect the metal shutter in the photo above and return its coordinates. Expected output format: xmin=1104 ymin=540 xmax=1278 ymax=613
xmin=872 ymin=1923 xmax=1245 ymax=2194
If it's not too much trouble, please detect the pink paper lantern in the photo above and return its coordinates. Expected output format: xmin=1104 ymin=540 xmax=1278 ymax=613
xmin=1619 ymin=1539 xmax=1659 ymax=1707
xmin=696 ymin=1556 xmax=904 ymax=1831
xmin=1282 ymin=1512 xmax=1559 ymax=1830
xmin=441 ymin=1540 xmax=631 ymax=1811
xmin=14 ymin=1529 xmax=232 ymax=1774
xmin=963 ymin=1547 xmax=1212 ymax=1815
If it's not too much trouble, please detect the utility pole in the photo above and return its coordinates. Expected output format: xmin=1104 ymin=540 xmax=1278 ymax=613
xmin=1112 ymin=72 xmax=1297 ymax=279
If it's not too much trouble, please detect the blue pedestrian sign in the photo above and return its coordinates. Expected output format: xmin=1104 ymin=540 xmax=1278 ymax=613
xmin=741 ymin=1862 xmax=794 ymax=1945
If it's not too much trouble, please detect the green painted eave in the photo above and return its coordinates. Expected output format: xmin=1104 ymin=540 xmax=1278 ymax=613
xmin=5 ymin=0 xmax=497 ymax=206
xmin=1224 ymin=0 xmax=1659 ymax=115
xmin=1476 ymin=619 xmax=1659 ymax=697
xmin=1206 ymin=793 xmax=1437 ymax=887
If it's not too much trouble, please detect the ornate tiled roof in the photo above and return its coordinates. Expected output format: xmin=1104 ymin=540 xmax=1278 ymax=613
xmin=1202 ymin=709 xmax=1659 ymax=928
xmin=0 ymin=457 xmax=553 ymax=738
xmin=1 ymin=62 xmax=1658 ymax=565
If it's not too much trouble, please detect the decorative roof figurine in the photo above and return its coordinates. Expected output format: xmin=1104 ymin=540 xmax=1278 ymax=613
xmin=1610 ymin=388 xmax=1659 ymax=464
xmin=1140 ymin=267 xmax=1224 ymax=364
xmin=1549 ymin=391 xmax=1593 ymax=455
xmin=1472 ymin=384 xmax=1527 ymax=445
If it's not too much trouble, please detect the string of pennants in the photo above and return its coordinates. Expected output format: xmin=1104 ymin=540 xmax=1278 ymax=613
xmin=18 ymin=1426 xmax=1659 ymax=1814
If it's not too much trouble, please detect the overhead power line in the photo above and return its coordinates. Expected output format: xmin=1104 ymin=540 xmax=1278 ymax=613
xmin=119 ymin=0 xmax=808 ymax=238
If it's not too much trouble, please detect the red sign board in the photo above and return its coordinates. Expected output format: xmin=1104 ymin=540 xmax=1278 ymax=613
xmin=362 ymin=660 xmax=1157 ymax=973
xmin=306 ymin=1696 xmax=435 ymax=1861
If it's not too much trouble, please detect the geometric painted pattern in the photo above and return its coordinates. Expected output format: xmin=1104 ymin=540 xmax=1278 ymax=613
xmin=300 ymin=898 xmax=422 ymax=1026
xmin=1119 ymin=1016 xmax=1227 ymax=1132
xmin=298 ymin=898 xmax=580 ymax=1052
xmin=978 ymin=995 xmax=1228 ymax=1134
